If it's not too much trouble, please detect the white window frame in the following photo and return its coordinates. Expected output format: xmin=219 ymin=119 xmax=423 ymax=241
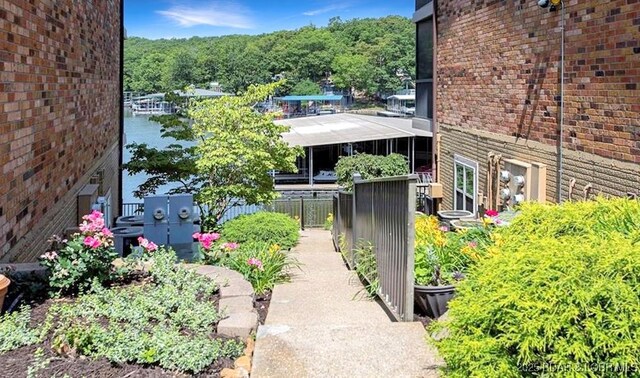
xmin=453 ymin=155 xmax=478 ymax=214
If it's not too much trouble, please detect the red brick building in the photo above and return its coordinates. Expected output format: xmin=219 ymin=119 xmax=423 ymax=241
xmin=0 ymin=1 xmax=123 ymax=261
xmin=414 ymin=0 xmax=639 ymax=213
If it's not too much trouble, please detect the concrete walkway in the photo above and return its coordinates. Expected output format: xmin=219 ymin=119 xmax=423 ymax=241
xmin=252 ymin=229 xmax=443 ymax=378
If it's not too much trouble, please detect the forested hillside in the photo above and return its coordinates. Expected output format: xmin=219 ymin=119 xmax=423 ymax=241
xmin=124 ymin=16 xmax=415 ymax=97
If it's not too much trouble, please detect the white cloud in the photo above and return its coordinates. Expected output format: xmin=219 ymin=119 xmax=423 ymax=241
xmin=303 ymin=3 xmax=351 ymax=16
xmin=157 ymin=3 xmax=253 ymax=29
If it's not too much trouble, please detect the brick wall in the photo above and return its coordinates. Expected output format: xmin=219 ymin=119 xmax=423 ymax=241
xmin=0 ymin=0 xmax=122 ymax=262
xmin=435 ymin=0 xmax=639 ymax=209
xmin=436 ymin=0 xmax=639 ymax=163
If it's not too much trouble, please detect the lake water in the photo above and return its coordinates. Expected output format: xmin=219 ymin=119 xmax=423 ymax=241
xmin=122 ymin=109 xmax=191 ymax=204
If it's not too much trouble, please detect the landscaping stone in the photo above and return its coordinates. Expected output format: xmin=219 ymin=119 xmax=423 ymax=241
xmin=218 ymin=311 xmax=259 ymax=339
xmin=220 ymin=367 xmax=249 ymax=378
xmin=234 ymin=355 xmax=252 ymax=372
xmin=219 ymin=296 xmax=254 ymax=315
xmin=244 ymin=337 xmax=255 ymax=357
xmin=220 ymin=279 xmax=254 ymax=298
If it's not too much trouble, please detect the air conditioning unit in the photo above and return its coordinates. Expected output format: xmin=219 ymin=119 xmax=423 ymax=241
xmin=500 ymin=159 xmax=547 ymax=205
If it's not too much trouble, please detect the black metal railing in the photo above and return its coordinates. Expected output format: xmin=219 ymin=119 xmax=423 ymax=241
xmin=333 ymin=174 xmax=417 ymax=321
xmin=122 ymin=197 xmax=333 ymax=229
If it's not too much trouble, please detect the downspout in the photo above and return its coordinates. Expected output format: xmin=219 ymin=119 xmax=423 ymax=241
xmin=555 ymin=1 xmax=565 ymax=203
xmin=432 ymin=1 xmax=438 ymax=183
xmin=117 ymin=0 xmax=125 ymax=216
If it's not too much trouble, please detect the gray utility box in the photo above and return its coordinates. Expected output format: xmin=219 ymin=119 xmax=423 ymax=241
xmin=144 ymin=196 xmax=169 ymax=246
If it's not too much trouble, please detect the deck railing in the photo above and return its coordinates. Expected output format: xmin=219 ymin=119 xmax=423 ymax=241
xmin=333 ymin=174 xmax=416 ymax=321
xmin=122 ymin=197 xmax=333 ymax=228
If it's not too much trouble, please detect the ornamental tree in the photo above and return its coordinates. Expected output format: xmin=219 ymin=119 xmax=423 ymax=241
xmin=189 ymin=81 xmax=303 ymax=228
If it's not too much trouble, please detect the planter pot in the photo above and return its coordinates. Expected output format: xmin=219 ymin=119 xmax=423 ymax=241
xmin=0 ymin=275 xmax=10 ymax=312
xmin=450 ymin=219 xmax=485 ymax=231
xmin=414 ymin=284 xmax=455 ymax=319
xmin=437 ymin=210 xmax=474 ymax=228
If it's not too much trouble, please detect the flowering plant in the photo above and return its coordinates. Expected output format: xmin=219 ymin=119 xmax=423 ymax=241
xmin=193 ymin=232 xmax=239 ymax=264
xmin=40 ymin=210 xmax=119 ymax=294
xmin=224 ymin=241 xmax=299 ymax=294
xmin=414 ymin=215 xmax=493 ymax=286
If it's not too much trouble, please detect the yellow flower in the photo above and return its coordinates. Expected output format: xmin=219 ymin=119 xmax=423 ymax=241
xmin=269 ymin=244 xmax=281 ymax=254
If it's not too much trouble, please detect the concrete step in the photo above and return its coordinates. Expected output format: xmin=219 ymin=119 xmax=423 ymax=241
xmin=253 ymin=322 xmax=442 ymax=378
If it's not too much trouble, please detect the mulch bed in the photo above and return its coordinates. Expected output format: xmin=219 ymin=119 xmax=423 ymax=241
xmin=0 ymin=281 xmax=239 ymax=378
xmin=254 ymin=291 xmax=272 ymax=325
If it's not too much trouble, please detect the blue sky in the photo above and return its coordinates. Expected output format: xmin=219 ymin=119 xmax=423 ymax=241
xmin=125 ymin=0 xmax=414 ymax=39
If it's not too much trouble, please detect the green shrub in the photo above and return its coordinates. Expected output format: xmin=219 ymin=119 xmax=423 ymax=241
xmin=0 ymin=306 xmax=40 ymax=353
xmin=222 ymin=212 xmax=300 ymax=249
xmin=223 ymin=242 xmax=300 ymax=294
xmin=48 ymin=247 xmax=243 ymax=373
xmin=335 ymin=153 xmax=408 ymax=191
xmin=432 ymin=198 xmax=640 ymax=377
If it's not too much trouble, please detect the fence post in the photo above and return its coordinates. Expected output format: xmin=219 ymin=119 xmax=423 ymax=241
xmin=300 ymin=196 xmax=305 ymax=230
xmin=404 ymin=176 xmax=417 ymax=320
xmin=352 ymin=173 xmax=362 ymax=267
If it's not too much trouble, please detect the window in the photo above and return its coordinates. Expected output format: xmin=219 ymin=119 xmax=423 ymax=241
xmin=415 ymin=17 xmax=433 ymax=120
xmin=416 ymin=0 xmax=433 ymax=11
xmin=454 ymin=156 xmax=478 ymax=213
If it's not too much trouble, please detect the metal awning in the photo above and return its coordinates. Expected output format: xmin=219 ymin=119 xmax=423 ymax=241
xmin=277 ymin=114 xmax=432 ymax=147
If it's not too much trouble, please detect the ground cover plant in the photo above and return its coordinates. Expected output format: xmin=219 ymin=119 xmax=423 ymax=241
xmin=222 ymin=211 xmax=300 ymax=249
xmin=431 ymin=198 xmax=640 ymax=377
xmin=0 ymin=246 xmax=244 ymax=376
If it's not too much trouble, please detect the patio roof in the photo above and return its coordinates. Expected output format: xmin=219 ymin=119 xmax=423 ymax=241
xmin=387 ymin=94 xmax=415 ymax=101
xmin=277 ymin=114 xmax=432 ymax=147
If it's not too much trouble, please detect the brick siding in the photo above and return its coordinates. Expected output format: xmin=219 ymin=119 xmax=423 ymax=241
xmin=435 ymin=0 xmax=639 ymax=208
xmin=0 ymin=0 xmax=122 ymax=262
xmin=436 ymin=0 xmax=639 ymax=162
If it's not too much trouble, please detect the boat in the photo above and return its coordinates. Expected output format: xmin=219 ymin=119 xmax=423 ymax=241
xmin=313 ymin=170 xmax=337 ymax=182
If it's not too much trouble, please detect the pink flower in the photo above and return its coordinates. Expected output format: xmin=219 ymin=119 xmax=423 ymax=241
xmin=222 ymin=242 xmax=239 ymax=251
xmin=138 ymin=237 xmax=158 ymax=252
xmin=193 ymin=232 xmax=220 ymax=250
xmin=467 ymin=241 xmax=478 ymax=249
xmin=247 ymin=257 xmax=263 ymax=270
xmin=439 ymin=226 xmax=449 ymax=232
xmin=40 ymin=251 xmax=58 ymax=260
xmin=101 ymin=228 xmax=113 ymax=238
xmin=83 ymin=236 xmax=102 ymax=249
xmin=485 ymin=209 xmax=499 ymax=217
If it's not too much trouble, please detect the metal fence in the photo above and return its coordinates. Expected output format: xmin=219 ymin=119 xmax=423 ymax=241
xmin=333 ymin=191 xmax=354 ymax=264
xmin=416 ymin=184 xmax=437 ymax=215
xmin=122 ymin=197 xmax=333 ymax=228
xmin=333 ymin=174 xmax=416 ymax=321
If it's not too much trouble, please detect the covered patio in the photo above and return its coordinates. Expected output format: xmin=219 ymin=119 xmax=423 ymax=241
xmin=276 ymin=114 xmax=433 ymax=186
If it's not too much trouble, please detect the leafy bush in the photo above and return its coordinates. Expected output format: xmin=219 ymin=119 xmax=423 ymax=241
xmin=432 ymin=198 xmax=640 ymax=377
xmin=40 ymin=211 xmax=118 ymax=294
xmin=222 ymin=212 xmax=300 ymax=249
xmin=335 ymin=153 xmax=408 ymax=191
xmin=353 ymin=242 xmax=379 ymax=297
xmin=414 ymin=215 xmax=492 ymax=286
xmin=0 ymin=306 xmax=40 ymax=353
xmin=48 ymin=247 xmax=243 ymax=373
xmin=223 ymin=242 xmax=300 ymax=295
xmin=324 ymin=212 xmax=334 ymax=230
